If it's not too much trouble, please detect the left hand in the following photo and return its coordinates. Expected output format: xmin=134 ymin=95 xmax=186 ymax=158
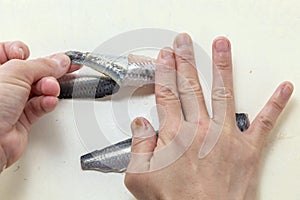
xmin=124 ymin=34 xmax=293 ymax=199
xmin=0 ymin=41 xmax=80 ymax=171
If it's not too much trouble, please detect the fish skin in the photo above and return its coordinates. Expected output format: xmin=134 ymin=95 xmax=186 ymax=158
xmin=81 ymin=113 xmax=250 ymax=173
xmin=58 ymin=74 xmax=119 ymax=99
xmin=81 ymin=138 xmax=132 ymax=173
xmin=235 ymin=113 xmax=250 ymax=132
xmin=65 ymin=51 xmax=155 ymax=87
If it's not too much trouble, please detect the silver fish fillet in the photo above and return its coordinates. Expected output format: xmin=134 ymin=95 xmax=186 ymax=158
xmin=81 ymin=113 xmax=250 ymax=173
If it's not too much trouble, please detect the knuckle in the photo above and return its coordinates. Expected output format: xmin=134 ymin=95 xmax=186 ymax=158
xmin=194 ymin=89 xmax=205 ymax=100
xmin=178 ymin=77 xmax=201 ymax=94
xmin=212 ymin=87 xmax=234 ymax=101
xmin=214 ymin=60 xmax=231 ymax=71
xmin=6 ymin=59 xmax=25 ymax=67
xmin=156 ymin=84 xmax=178 ymax=100
xmin=156 ymin=62 xmax=175 ymax=73
xmin=4 ymin=59 xmax=29 ymax=77
xmin=177 ymin=54 xmax=195 ymax=65
xmin=258 ymin=115 xmax=274 ymax=132
xmin=270 ymin=99 xmax=284 ymax=112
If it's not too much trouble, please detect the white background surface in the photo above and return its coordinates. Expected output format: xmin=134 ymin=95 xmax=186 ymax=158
xmin=0 ymin=0 xmax=300 ymax=199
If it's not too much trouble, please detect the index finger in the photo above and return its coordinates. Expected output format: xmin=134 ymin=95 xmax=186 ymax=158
xmin=0 ymin=41 xmax=30 ymax=64
xmin=155 ymin=47 xmax=183 ymax=144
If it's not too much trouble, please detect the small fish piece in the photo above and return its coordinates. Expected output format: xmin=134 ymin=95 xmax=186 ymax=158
xmin=80 ymin=113 xmax=250 ymax=173
xmin=235 ymin=113 xmax=250 ymax=132
xmin=58 ymin=74 xmax=119 ymax=99
xmin=81 ymin=138 xmax=132 ymax=173
xmin=65 ymin=51 xmax=155 ymax=87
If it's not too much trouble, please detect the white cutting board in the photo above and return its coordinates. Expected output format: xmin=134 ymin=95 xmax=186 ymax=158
xmin=0 ymin=1 xmax=299 ymax=199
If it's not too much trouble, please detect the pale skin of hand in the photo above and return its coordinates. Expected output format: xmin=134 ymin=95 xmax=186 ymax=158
xmin=125 ymin=34 xmax=294 ymax=200
xmin=0 ymin=41 xmax=81 ymax=171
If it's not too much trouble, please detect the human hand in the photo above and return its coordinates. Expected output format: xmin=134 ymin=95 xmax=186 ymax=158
xmin=0 ymin=41 xmax=81 ymax=172
xmin=125 ymin=34 xmax=293 ymax=199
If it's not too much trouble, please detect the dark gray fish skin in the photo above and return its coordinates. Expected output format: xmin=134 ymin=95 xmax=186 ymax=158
xmin=58 ymin=74 xmax=119 ymax=99
xmin=65 ymin=51 xmax=89 ymax=65
xmin=81 ymin=113 xmax=250 ymax=173
xmin=81 ymin=138 xmax=132 ymax=173
xmin=235 ymin=113 xmax=250 ymax=132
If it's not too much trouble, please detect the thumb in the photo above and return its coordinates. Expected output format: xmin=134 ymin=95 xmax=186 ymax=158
xmin=3 ymin=53 xmax=71 ymax=84
xmin=127 ymin=117 xmax=157 ymax=173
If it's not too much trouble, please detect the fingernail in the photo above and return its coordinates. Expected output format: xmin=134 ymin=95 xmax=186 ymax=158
xmin=18 ymin=48 xmax=25 ymax=59
xmin=51 ymin=54 xmax=69 ymax=68
xmin=282 ymin=84 xmax=293 ymax=97
xmin=175 ymin=33 xmax=192 ymax=48
xmin=160 ymin=48 xmax=173 ymax=59
xmin=131 ymin=118 xmax=153 ymax=138
xmin=132 ymin=118 xmax=145 ymax=133
xmin=13 ymin=46 xmax=25 ymax=59
xmin=215 ymin=39 xmax=230 ymax=52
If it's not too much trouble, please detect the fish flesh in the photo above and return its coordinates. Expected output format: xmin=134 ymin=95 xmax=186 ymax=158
xmin=80 ymin=113 xmax=250 ymax=173
xmin=65 ymin=51 xmax=155 ymax=87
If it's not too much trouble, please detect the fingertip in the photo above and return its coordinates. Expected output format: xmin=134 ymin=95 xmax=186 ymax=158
xmin=156 ymin=47 xmax=175 ymax=75
xmin=131 ymin=117 xmax=145 ymax=130
xmin=155 ymin=47 xmax=176 ymax=79
xmin=280 ymin=81 xmax=294 ymax=99
xmin=33 ymin=77 xmax=60 ymax=96
xmin=173 ymin=33 xmax=193 ymax=49
xmin=68 ymin=64 xmax=82 ymax=73
xmin=213 ymin=37 xmax=231 ymax=53
xmin=10 ymin=41 xmax=30 ymax=60
xmin=213 ymin=36 xmax=231 ymax=46
xmin=158 ymin=47 xmax=174 ymax=60
xmin=131 ymin=117 xmax=155 ymax=138
xmin=42 ymin=77 xmax=60 ymax=96
xmin=41 ymin=96 xmax=59 ymax=112
xmin=49 ymin=53 xmax=71 ymax=69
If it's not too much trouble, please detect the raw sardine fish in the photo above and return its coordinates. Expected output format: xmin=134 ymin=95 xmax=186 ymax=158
xmin=81 ymin=113 xmax=250 ymax=173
